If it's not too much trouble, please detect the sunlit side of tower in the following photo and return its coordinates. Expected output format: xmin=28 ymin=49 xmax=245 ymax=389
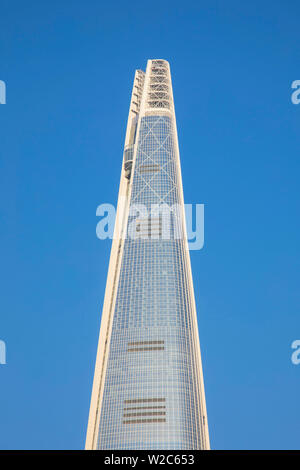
xmin=86 ymin=60 xmax=210 ymax=450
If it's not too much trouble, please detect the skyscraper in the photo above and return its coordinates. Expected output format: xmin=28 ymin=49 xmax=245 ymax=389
xmin=86 ymin=60 xmax=210 ymax=450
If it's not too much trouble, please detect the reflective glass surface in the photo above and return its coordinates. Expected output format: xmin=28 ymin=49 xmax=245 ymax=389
xmin=97 ymin=116 xmax=205 ymax=450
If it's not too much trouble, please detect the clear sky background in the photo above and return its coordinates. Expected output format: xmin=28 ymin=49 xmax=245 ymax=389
xmin=1 ymin=0 xmax=300 ymax=450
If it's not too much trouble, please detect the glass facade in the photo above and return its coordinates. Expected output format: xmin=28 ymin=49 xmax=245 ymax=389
xmin=86 ymin=60 xmax=209 ymax=450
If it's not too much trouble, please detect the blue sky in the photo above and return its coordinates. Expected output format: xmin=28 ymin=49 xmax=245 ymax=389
xmin=1 ymin=0 xmax=300 ymax=449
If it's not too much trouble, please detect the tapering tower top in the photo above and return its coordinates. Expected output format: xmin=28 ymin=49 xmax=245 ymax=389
xmin=138 ymin=59 xmax=174 ymax=116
